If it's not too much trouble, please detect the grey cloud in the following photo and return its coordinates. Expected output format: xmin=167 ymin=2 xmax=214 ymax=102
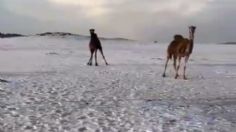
xmin=0 ymin=0 xmax=236 ymax=43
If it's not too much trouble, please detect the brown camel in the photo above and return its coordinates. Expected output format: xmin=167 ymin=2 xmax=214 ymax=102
xmin=162 ymin=26 xmax=196 ymax=79
xmin=87 ymin=29 xmax=108 ymax=66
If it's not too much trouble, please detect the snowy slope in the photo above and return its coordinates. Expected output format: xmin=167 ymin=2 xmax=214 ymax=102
xmin=0 ymin=36 xmax=236 ymax=131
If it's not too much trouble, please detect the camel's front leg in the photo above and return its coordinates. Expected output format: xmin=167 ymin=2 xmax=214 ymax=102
xmin=87 ymin=50 xmax=94 ymax=66
xmin=183 ymin=56 xmax=190 ymax=80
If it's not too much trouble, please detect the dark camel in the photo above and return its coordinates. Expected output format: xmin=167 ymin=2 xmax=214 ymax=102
xmin=87 ymin=29 xmax=108 ymax=66
xmin=162 ymin=26 xmax=196 ymax=79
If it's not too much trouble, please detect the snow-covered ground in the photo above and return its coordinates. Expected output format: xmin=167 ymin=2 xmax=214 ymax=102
xmin=0 ymin=36 xmax=236 ymax=132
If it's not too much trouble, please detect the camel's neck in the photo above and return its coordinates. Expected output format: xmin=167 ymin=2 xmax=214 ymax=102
xmin=189 ymin=34 xmax=195 ymax=54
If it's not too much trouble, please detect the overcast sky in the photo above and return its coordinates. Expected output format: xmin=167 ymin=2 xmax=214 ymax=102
xmin=0 ymin=0 xmax=235 ymax=42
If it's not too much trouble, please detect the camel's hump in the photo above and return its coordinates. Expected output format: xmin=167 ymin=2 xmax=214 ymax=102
xmin=174 ymin=34 xmax=184 ymax=41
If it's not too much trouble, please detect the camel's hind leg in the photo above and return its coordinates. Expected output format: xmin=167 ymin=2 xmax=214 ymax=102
xmin=175 ymin=57 xmax=181 ymax=79
xmin=173 ymin=56 xmax=177 ymax=73
xmin=87 ymin=49 xmax=94 ymax=66
xmin=162 ymin=55 xmax=170 ymax=77
xmin=99 ymin=48 xmax=108 ymax=65
xmin=183 ymin=56 xmax=190 ymax=80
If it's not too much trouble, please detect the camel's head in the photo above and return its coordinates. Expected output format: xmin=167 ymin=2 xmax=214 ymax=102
xmin=189 ymin=26 xmax=196 ymax=39
xmin=89 ymin=29 xmax=95 ymax=34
